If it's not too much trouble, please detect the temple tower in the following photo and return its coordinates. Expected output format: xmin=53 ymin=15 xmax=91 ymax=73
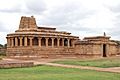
xmin=19 ymin=16 xmax=37 ymax=30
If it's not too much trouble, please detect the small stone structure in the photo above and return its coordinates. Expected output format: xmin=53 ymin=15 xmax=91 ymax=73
xmin=75 ymin=36 xmax=117 ymax=57
xmin=6 ymin=16 xmax=119 ymax=58
xmin=0 ymin=61 xmax=33 ymax=68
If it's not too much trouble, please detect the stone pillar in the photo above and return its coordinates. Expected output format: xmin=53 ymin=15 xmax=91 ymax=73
xmin=15 ymin=37 xmax=18 ymax=46
xmin=7 ymin=37 xmax=10 ymax=47
xmin=38 ymin=37 xmax=42 ymax=47
xmin=24 ymin=37 xmax=28 ymax=46
xmin=57 ymin=38 xmax=60 ymax=47
xmin=11 ymin=37 xmax=14 ymax=47
xmin=29 ymin=37 xmax=33 ymax=46
xmin=106 ymin=44 xmax=109 ymax=57
xmin=68 ymin=39 xmax=70 ymax=47
xmin=72 ymin=39 xmax=75 ymax=47
xmin=46 ymin=38 xmax=49 ymax=47
xmin=19 ymin=37 xmax=23 ymax=46
xmin=52 ymin=38 xmax=55 ymax=47
xmin=62 ymin=38 xmax=64 ymax=47
xmin=101 ymin=44 xmax=103 ymax=57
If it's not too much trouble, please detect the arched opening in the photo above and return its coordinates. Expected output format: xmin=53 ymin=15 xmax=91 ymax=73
xmin=48 ymin=38 xmax=52 ymax=46
xmin=41 ymin=37 xmax=46 ymax=46
xmin=32 ymin=37 xmax=38 ymax=46
xmin=59 ymin=38 xmax=62 ymax=46
xmin=103 ymin=44 xmax=107 ymax=57
xmin=64 ymin=39 xmax=68 ymax=46
xmin=54 ymin=38 xmax=57 ymax=46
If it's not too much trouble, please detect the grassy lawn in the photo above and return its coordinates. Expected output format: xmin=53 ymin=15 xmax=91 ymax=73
xmin=52 ymin=57 xmax=120 ymax=68
xmin=0 ymin=56 xmax=3 ymax=60
xmin=0 ymin=65 xmax=119 ymax=80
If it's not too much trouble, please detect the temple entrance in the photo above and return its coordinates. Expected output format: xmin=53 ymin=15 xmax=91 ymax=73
xmin=103 ymin=44 xmax=107 ymax=57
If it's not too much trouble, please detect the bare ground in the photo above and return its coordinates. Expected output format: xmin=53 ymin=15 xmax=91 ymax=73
xmin=1 ymin=57 xmax=120 ymax=73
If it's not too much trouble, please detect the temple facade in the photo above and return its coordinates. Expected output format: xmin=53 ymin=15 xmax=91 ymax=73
xmin=6 ymin=16 xmax=119 ymax=58
xmin=6 ymin=16 xmax=79 ymax=58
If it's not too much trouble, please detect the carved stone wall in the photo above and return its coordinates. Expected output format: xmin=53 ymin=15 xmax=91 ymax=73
xmin=6 ymin=16 xmax=118 ymax=58
xmin=74 ymin=37 xmax=118 ymax=57
xmin=108 ymin=45 xmax=117 ymax=56
xmin=19 ymin=16 xmax=37 ymax=29
xmin=75 ymin=44 xmax=101 ymax=57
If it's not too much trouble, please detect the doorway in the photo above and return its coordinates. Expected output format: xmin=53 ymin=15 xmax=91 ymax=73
xmin=103 ymin=44 xmax=107 ymax=57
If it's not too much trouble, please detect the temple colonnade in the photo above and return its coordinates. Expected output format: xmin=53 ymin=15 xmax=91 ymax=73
xmin=7 ymin=36 xmax=74 ymax=48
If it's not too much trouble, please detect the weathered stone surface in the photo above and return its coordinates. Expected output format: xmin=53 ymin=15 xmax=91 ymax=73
xmin=6 ymin=16 xmax=119 ymax=58
xmin=19 ymin=16 xmax=37 ymax=30
xmin=0 ymin=61 xmax=33 ymax=68
xmin=75 ymin=36 xmax=118 ymax=57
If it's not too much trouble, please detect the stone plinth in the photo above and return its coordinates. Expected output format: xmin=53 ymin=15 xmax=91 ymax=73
xmin=0 ymin=61 xmax=33 ymax=68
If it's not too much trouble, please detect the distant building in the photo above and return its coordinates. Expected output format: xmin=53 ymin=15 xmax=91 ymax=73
xmin=6 ymin=16 xmax=119 ymax=58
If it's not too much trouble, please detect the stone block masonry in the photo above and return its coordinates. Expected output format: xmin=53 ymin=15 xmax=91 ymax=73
xmin=6 ymin=16 xmax=119 ymax=58
xmin=0 ymin=61 xmax=33 ymax=68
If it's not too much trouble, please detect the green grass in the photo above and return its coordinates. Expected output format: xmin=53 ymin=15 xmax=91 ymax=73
xmin=52 ymin=57 xmax=120 ymax=68
xmin=0 ymin=65 xmax=119 ymax=80
xmin=0 ymin=56 xmax=3 ymax=60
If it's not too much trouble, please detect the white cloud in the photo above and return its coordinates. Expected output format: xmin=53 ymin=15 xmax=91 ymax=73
xmin=0 ymin=0 xmax=120 ymax=44
xmin=0 ymin=32 xmax=7 ymax=44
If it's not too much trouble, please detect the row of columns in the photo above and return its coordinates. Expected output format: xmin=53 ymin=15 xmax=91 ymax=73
xmin=7 ymin=37 xmax=74 ymax=48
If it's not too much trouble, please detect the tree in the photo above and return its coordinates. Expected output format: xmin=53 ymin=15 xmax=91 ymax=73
xmin=0 ymin=44 xmax=3 ymax=48
xmin=3 ymin=44 xmax=7 ymax=48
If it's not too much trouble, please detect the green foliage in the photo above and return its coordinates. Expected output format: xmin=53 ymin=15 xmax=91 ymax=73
xmin=0 ymin=43 xmax=6 ymax=56
xmin=52 ymin=57 xmax=120 ymax=68
xmin=0 ymin=43 xmax=7 ymax=48
xmin=3 ymin=44 xmax=7 ymax=48
xmin=0 ymin=66 xmax=119 ymax=80
xmin=0 ymin=44 xmax=3 ymax=48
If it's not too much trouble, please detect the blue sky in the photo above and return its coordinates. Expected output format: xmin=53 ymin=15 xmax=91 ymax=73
xmin=0 ymin=0 xmax=120 ymax=44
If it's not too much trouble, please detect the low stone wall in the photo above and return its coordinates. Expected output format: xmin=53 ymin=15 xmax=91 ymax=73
xmin=0 ymin=61 xmax=33 ymax=68
xmin=0 ymin=48 xmax=6 ymax=56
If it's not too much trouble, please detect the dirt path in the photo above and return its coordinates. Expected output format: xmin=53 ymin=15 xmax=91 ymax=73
xmin=32 ymin=61 xmax=120 ymax=73
xmin=2 ymin=58 xmax=120 ymax=73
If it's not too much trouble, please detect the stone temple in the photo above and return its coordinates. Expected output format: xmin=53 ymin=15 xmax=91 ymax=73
xmin=6 ymin=16 xmax=120 ymax=58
